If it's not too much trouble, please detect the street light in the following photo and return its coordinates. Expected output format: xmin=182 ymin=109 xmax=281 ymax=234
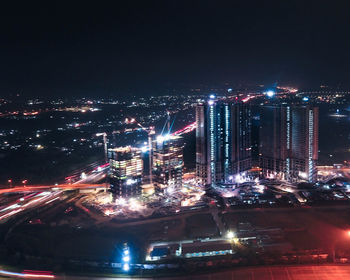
xmin=22 ymin=180 xmax=27 ymax=187
xmin=121 ymin=244 xmax=131 ymax=273
xmin=8 ymin=179 xmax=12 ymax=188
xmin=122 ymin=263 xmax=130 ymax=272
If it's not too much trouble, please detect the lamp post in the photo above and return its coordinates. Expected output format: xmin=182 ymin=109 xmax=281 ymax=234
xmin=121 ymin=243 xmax=131 ymax=272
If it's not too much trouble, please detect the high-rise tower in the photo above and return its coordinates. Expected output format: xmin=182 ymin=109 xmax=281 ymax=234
xmin=259 ymin=105 xmax=318 ymax=182
xmin=196 ymin=97 xmax=252 ymax=186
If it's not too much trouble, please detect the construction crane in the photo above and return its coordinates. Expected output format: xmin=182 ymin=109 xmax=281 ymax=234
xmin=125 ymin=117 xmax=155 ymax=186
xmin=96 ymin=132 xmax=108 ymax=163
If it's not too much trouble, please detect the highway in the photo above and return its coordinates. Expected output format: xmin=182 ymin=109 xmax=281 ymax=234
xmin=0 ymin=167 xmax=107 ymax=223
xmin=1 ymin=265 xmax=348 ymax=279
xmin=0 ymin=190 xmax=64 ymax=223
xmin=0 ymin=167 xmax=107 ymax=195
xmin=60 ymin=265 xmax=350 ymax=279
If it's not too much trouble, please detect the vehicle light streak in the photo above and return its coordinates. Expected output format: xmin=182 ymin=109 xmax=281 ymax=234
xmin=172 ymin=122 xmax=196 ymax=136
xmin=44 ymin=197 xmax=60 ymax=204
xmin=22 ymin=270 xmax=55 ymax=278
xmin=0 ymin=269 xmax=24 ymax=277
xmin=0 ymin=192 xmax=62 ymax=221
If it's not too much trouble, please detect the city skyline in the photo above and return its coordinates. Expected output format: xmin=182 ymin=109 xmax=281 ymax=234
xmin=1 ymin=2 xmax=350 ymax=279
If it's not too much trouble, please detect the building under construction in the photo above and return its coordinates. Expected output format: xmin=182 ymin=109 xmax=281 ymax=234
xmin=108 ymin=146 xmax=143 ymax=197
xmin=152 ymin=135 xmax=184 ymax=192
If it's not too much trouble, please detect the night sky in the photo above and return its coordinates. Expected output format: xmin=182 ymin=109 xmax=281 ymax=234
xmin=1 ymin=1 xmax=350 ymax=96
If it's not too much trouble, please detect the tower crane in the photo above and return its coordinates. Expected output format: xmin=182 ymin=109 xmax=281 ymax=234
xmin=125 ymin=117 xmax=155 ymax=186
xmin=96 ymin=132 xmax=108 ymax=163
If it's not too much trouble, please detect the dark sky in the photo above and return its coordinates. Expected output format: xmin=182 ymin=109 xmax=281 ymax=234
xmin=1 ymin=1 xmax=350 ymax=96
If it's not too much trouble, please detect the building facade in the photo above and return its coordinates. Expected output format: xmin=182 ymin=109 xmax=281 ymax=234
xmin=108 ymin=146 xmax=143 ymax=197
xmin=259 ymin=105 xmax=319 ymax=182
xmin=196 ymin=97 xmax=252 ymax=186
xmin=152 ymin=135 xmax=184 ymax=191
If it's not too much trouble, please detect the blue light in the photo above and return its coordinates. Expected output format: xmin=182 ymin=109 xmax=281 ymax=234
xmin=227 ymin=88 xmax=233 ymax=92
xmin=123 ymin=263 xmax=130 ymax=271
xmin=302 ymin=97 xmax=309 ymax=101
xmin=265 ymin=90 xmax=275 ymax=97
xmin=123 ymin=255 xmax=130 ymax=262
xmin=121 ymin=244 xmax=131 ymax=272
xmin=209 ymin=94 xmax=216 ymax=99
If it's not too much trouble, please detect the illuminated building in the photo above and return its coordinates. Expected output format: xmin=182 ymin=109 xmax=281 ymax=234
xmin=196 ymin=97 xmax=252 ymax=185
xmin=152 ymin=135 xmax=184 ymax=191
xmin=259 ymin=105 xmax=319 ymax=182
xmin=108 ymin=146 xmax=143 ymax=197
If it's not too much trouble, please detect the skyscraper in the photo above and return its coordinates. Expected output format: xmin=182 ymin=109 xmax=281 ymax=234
xmin=196 ymin=97 xmax=252 ymax=186
xmin=259 ymin=105 xmax=318 ymax=182
xmin=152 ymin=134 xmax=184 ymax=191
xmin=108 ymin=146 xmax=143 ymax=197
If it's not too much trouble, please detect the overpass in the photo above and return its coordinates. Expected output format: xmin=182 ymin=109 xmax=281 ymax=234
xmin=0 ymin=183 xmax=106 ymax=195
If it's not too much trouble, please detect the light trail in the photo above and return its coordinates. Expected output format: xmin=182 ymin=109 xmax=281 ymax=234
xmin=0 ymin=268 xmax=55 ymax=279
xmin=0 ymin=191 xmax=63 ymax=222
xmin=172 ymin=121 xmax=196 ymax=136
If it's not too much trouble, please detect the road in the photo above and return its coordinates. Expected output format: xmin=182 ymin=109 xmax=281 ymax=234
xmin=11 ymin=265 xmax=348 ymax=279
xmin=0 ymin=167 xmax=107 ymax=224
xmin=0 ymin=171 xmax=107 ymax=195
xmin=0 ymin=191 xmax=64 ymax=223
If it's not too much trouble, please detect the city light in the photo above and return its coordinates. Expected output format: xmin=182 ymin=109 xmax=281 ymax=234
xmin=226 ymin=231 xmax=235 ymax=239
xmin=126 ymin=178 xmax=137 ymax=185
xmin=123 ymin=255 xmax=130 ymax=262
xmin=121 ymin=244 xmax=131 ymax=272
xmin=123 ymin=263 xmax=130 ymax=271
xmin=157 ymin=134 xmax=171 ymax=143
xmin=265 ymin=90 xmax=275 ymax=97
xmin=141 ymin=145 xmax=148 ymax=153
